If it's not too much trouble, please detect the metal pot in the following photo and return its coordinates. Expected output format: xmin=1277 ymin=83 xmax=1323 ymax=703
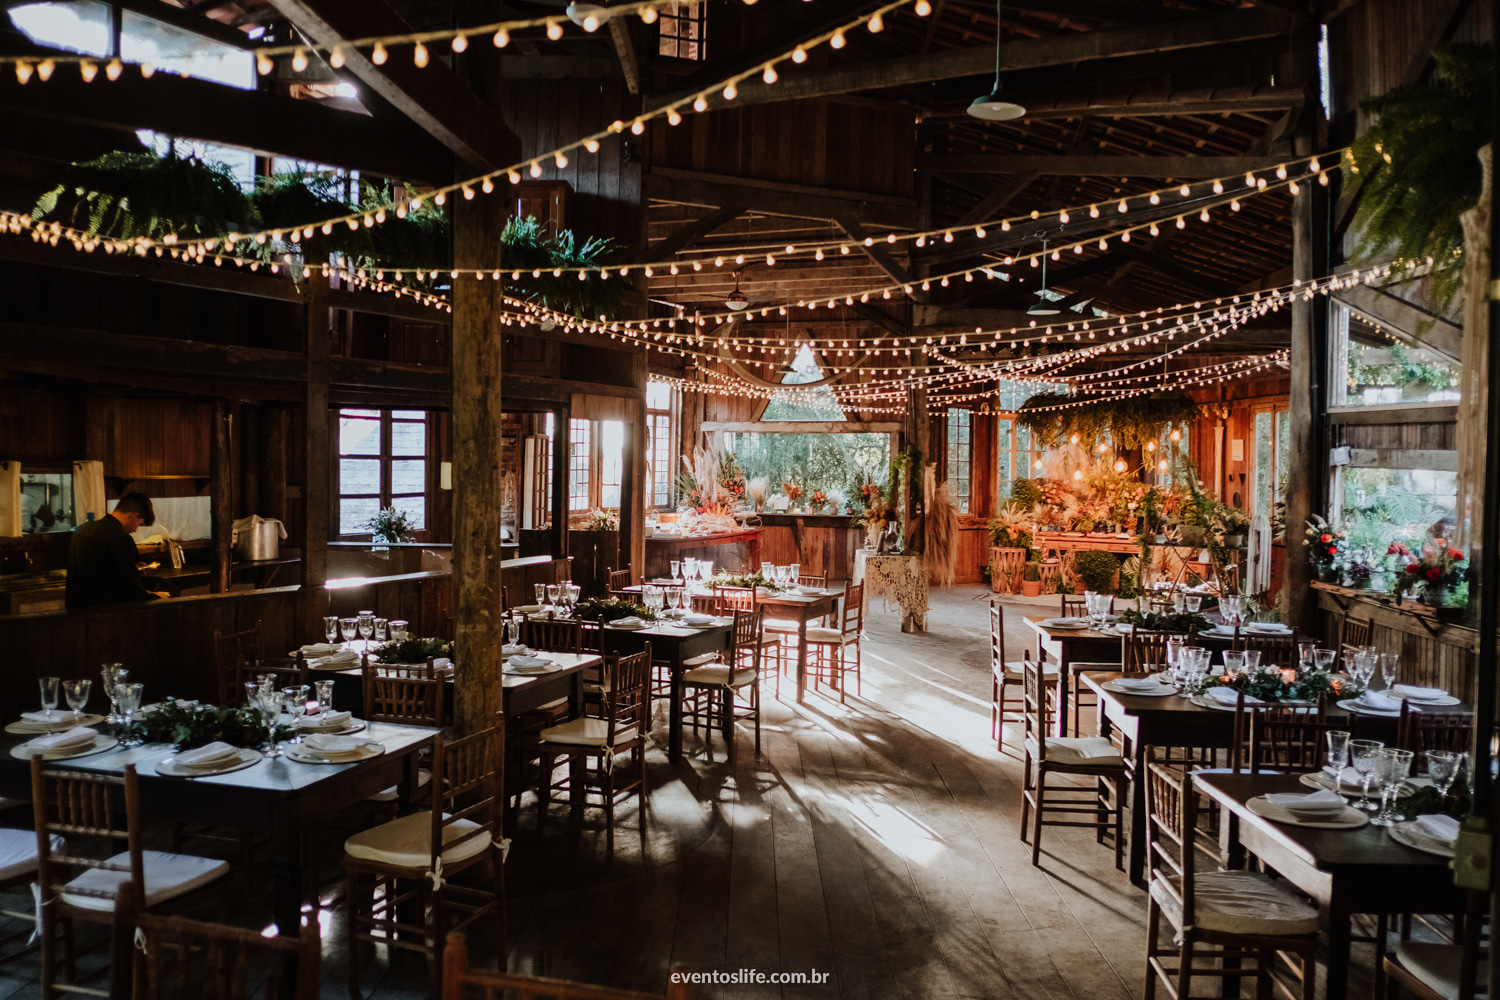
xmin=235 ymin=520 xmax=281 ymax=561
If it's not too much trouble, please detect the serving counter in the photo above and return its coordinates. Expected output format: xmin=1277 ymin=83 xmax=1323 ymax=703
xmin=644 ymin=527 xmax=762 ymax=579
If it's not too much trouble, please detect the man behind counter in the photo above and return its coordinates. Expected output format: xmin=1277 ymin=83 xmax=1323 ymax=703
xmin=65 ymin=493 xmax=171 ymax=608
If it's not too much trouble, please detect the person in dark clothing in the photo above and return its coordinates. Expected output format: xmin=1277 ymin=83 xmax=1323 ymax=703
xmin=65 ymin=493 xmax=170 ymax=608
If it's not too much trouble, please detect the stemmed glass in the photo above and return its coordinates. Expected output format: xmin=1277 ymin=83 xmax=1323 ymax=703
xmin=116 ymin=682 xmax=144 ymax=746
xmin=534 ymin=583 xmax=548 ymax=607
xmin=1379 ymin=653 xmax=1400 ymax=691
xmin=547 ymin=584 xmax=561 ymax=608
xmin=38 ymin=677 xmax=60 ymax=721
xmin=63 ymin=679 xmax=91 ymax=725
xmin=670 ymin=560 xmax=681 ymax=583
xmin=1185 ymin=595 xmax=1202 ymax=612
xmin=389 ymin=619 xmax=409 ymax=640
xmin=1349 ymin=739 xmax=1385 ymax=810
xmin=357 ymin=612 xmax=374 ymax=648
xmin=1243 ymin=650 xmax=1262 ymax=674
xmin=700 ymin=560 xmax=714 ymax=583
xmin=339 ymin=618 xmax=359 ymax=645
xmin=282 ymin=686 xmax=309 ymax=744
xmin=1298 ymin=641 xmax=1317 ymax=671
xmin=505 ymin=616 xmax=521 ymax=647
xmin=567 ymin=582 xmax=581 ymax=613
xmin=1314 ymin=649 xmax=1337 ymax=672
xmin=256 ymin=686 xmax=283 ymax=757
xmin=1372 ymin=749 xmax=1414 ymax=826
xmin=1326 ymin=730 xmax=1351 ymax=796
xmin=100 ymin=665 xmax=127 ymax=725
xmin=682 ymin=558 xmax=698 ymax=586
xmin=1352 ymin=651 xmax=1378 ymax=693
xmin=788 ymin=562 xmax=801 ymax=583
xmin=323 ymin=616 xmax=340 ymax=643
xmin=1426 ymin=750 xmax=1465 ymax=799
xmin=1223 ymin=651 xmax=1246 ymax=677
xmin=315 ymin=680 xmax=335 ymax=723
xmin=374 ymin=618 xmax=389 ymax=643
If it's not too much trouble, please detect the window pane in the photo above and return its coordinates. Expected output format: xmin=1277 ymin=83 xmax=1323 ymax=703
xmin=391 ymin=460 xmax=425 ymax=494
xmin=392 ymin=409 xmax=426 ymax=420
xmin=339 ymin=417 xmax=380 ymax=456
xmin=340 ymin=497 xmax=379 ymax=535
xmin=1253 ymin=412 xmax=1273 ymax=517
xmin=646 ymin=383 xmax=673 ymax=411
xmin=600 ymin=420 xmax=624 ymax=508
xmin=391 ymin=419 xmax=426 ymax=457
xmin=997 ymin=419 xmax=1013 ymax=499
xmin=389 ymin=496 xmax=426 ymax=531
xmin=339 ymin=459 xmax=381 ymax=496
xmin=341 ymin=408 xmax=380 ymax=418
xmin=946 ymin=409 xmax=971 ymax=514
xmin=649 ymin=414 xmax=672 ymax=507
xmin=569 ymin=419 xmax=590 ymax=511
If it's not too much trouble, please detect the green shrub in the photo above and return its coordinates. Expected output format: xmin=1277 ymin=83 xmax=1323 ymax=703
xmin=1074 ymin=550 xmax=1120 ymax=594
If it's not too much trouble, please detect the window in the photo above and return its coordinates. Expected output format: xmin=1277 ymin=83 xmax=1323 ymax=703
xmin=337 ymin=408 xmax=428 ymax=536
xmin=657 ymin=1 xmax=705 ymax=60
xmin=599 ymin=421 xmax=624 ymax=508
xmin=646 ymin=383 xmax=676 ymax=509
xmin=568 ymin=418 xmax=591 ymax=512
xmin=1151 ymin=426 xmax=1190 ymax=486
xmin=946 ymin=409 xmax=972 ymax=514
xmin=997 ymin=418 xmax=1042 ymax=500
xmin=1331 ymin=303 xmax=1460 ymax=407
xmin=1250 ymin=405 xmax=1288 ymax=520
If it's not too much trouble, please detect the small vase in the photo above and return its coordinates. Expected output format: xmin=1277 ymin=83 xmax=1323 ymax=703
xmin=1316 ymin=566 xmax=1339 ymax=584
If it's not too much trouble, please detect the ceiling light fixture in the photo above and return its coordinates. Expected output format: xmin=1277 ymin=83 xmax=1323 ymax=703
xmin=967 ymin=0 xmax=1025 ymax=121
xmin=565 ymin=2 xmax=610 ymax=29
xmin=1027 ymin=239 xmax=1060 ymax=316
xmin=725 ymin=270 xmax=749 ymax=311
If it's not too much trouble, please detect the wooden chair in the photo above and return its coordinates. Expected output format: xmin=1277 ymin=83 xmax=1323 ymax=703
xmin=1143 ymin=762 xmax=1319 ymax=1000
xmin=32 ymin=760 xmax=231 ymax=1000
xmin=805 ymin=584 xmax=864 ymax=702
xmin=679 ymin=611 xmax=763 ymax=760
xmin=345 ymin=723 xmax=506 ymax=998
xmin=536 ymin=647 xmax=651 ymax=853
xmin=1247 ymin=702 xmax=1334 ymax=774
xmin=1338 ymin=614 xmax=1373 ymax=657
xmin=1235 ymin=634 xmax=1297 ymax=668
xmin=607 ymin=566 xmax=632 ymax=593
xmin=441 ymin=931 xmax=691 ymax=1000
xmin=1060 ymin=594 xmax=1086 ymax=617
xmin=712 ymin=584 xmax=756 ymax=614
xmin=214 ymin=621 xmax=307 ymax=708
xmin=990 ymin=602 xmax=1057 ymax=754
xmin=109 ymin=880 xmax=319 ymax=1000
xmin=1398 ymin=703 xmax=1473 ymax=764
xmin=1382 ymin=890 xmax=1489 ymax=1000
xmin=1124 ymin=630 xmax=1180 ymax=673
xmin=361 ymin=660 xmax=446 ymax=729
xmin=1019 ymin=657 xmax=1126 ymax=870
xmin=521 ymin=618 xmax=583 ymax=656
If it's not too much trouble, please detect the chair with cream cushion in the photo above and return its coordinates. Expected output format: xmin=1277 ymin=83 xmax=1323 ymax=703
xmin=1143 ymin=762 xmax=1319 ymax=1000
xmin=345 ymin=722 xmax=506 ymax=999
xmin=31 ymin=760 xmax=230 ymax=999
xmin=1019 ymin=657 xmax=1126 ymax=870
xmin=804 ymin=584 xmax=864 ymax=703
xmin=1384 ymin=889 xmax=1489 ymax=1000
xmin=678 ymin=611 xmax=763 ymax=761
xmin=990 ymin=602 xmax=1058 ymax=753
xmin=536 ymin=647 xmax=651 ymax=854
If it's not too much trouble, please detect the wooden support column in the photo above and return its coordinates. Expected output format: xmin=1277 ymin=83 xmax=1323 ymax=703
xmin=452 ymin=195 xmax=508 ymax=737
xmin=1282 ymin=186 xmax=1316 ymax=625
xmin=209 ymin=398 xmax=233 ymax=593
xmin=302 ymin=288 xmax=331 ymax=638
xmin=260 ymin=406 xmax=288 ymax=526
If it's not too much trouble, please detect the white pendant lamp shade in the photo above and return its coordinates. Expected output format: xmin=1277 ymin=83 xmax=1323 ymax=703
xmin=968 ymin=0 xmax=1025 ymax=121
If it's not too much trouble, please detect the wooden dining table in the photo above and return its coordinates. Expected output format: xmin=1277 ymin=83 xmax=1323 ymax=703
xmin=0 ymin=719 xmax=438 ymax=938
xmin=321 ymin=650 xmax=601 ymax=720
xmin=1195 ymin=771 xmax=1464 ymax=999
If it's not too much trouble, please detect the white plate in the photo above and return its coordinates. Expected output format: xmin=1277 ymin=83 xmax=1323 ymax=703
xmin=1040 ymin=618 xmax=1090 ymax=630
xmin=1244 ymin=625 xmax=1293 ymax=634
xmin=603 ymin=621 xmax=651 ymax=630
xmin=284 ymin=742 xmax=384 ymax=765
xmin=1337 ymin=698 xmax=1403 ymax=717
xmin=1190 ymin=694 xmax=1264 ymax=712
xmin=297 ymin=718 xmax=367 ymax=735
xmin=10 ymin=735 xmax=119 ymax=761
xmin=1389 ymin=820 xmax=1456 ymax=858
xmin=1385 ymin=691 xmax=1462 ymax=706
xmin=1102 ymin=681 xmax=1177 ymax=697
xmin=504 ymin=663 xmax=559 ymax=675
xmin=156 ymin=747 xmax=264 ymax=779
xmin=1246 ymin=795 xmax=1370 ymax=829
xmin=6 ymin=713 xmax=106 ymax=735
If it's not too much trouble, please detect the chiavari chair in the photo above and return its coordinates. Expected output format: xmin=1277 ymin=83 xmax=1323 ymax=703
xmin=990 ymin=602 xmax=1057 ymax=754
xmin=805 ymin=585 xmax=864 ymax=703
xmin=440 ymin=932 xmax=692 ymax=1000
xmin=679 ymin=612 xmax=764 ymax=761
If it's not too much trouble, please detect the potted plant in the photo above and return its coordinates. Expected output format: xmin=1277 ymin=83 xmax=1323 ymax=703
xmin=1213 ymin=502 xmax=1251 ymax=549
xmin=1393 ymin=544 xmax=1466 ymax=608
xmin=1073 ymin=549 xmax=1120 ymax=595
xmin=1303 ymin=515 xmax=1346 ymax=584
xmin=809 ymin=489 xmax=828 ymax=514
xmin=1020 ymin=559 xmax=1043 ymax=597
xmin=366 ymin=506 xmax=416 ymax=549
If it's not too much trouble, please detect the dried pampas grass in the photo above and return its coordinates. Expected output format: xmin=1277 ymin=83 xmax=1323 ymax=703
xmin=921 ymin=464 xmax=961 ymax=589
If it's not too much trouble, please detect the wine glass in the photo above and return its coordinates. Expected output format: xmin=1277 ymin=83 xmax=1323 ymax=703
xmin=257 ymin=687 xmax=283 ymax=757
xmin=38 ymin=677 xmax=60 ymax=721
xmin=100 ymin=664 xmax=126 ymax=725
xmin=1314 ymin=649 xmax=1337 ymax=672
xmin=389 ymin=619 xmax=409 ymax=640
xmin=1426 ymin=749 xmax=1463 ymax=798
xmin=1372 ymin=748 xmax=1414 ymax=826
xmin=374 ymin=618 xmax=389 ymax=643
xmin=1243 ymin=650 xmax=1262 ymax=673
xmin=1326 ymin=730 xmax=1351 ymax=791
xmin=315 ymin=679 xmax=335 ymax=723
xmin=788 ymin=562 xmax=801 ymax=583
xmin=547 ymin=584 xmax=561 ymax=607
xmin=1353 ymin=651 xmax=1377 ymax=692
xmin=244 ymin=680 xmax=262 ymax=709
xmin=116 ymin=682 xmax=144 ymax=747
xmin=1379 ymin=653 xmax=1399 ymax=691
xmin=339 ymin=618 xmax=359 ymax=644
xmin=282 ymin=687 xmax=309 ymax=744
xmin=63 ymin=679 xmax=91 ymax=725
xmin=506 ymin=617 xmax=521 ymax=647
xmin=323 ymin=616 xmax=339 ymax=643
xmin=1185 ymin=595 xmax=1202 ymax=612
xmin=534 ymin=583 xmax=547 ymax=607
xmin=700 ymin=560 xmax=714 ymax=583
xmin=1349 ymin=739 xmax=1385 ymax=811
xmin=670 ymin=560 xmax=681 ymax=582
xmin=1223 ymin=651 xmax=1246 ymax=676
xmin=357 ymin=613 xmax=374 ymax=647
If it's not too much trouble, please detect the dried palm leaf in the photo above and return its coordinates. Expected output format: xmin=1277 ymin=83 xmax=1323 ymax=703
xmin=922 ymin=464 xmax=961 ymax=589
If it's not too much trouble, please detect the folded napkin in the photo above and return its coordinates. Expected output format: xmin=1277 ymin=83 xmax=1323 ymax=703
xmin=303 ymin=733 xmax=379 ymax=755
xmin=1356 ymin=689 xmax=1398 ymax=708
xmin=609 ymin=616 xmax=643 ymax=627
xmin=298 ymin=710 xmax=352 ymax=730
xmin=1206 ymin=687 xmax=1261 ymax=706
xmin=20 ymin=711 xmax=68 ymax=725
xmin=30 ymin=727 xmax=97 ymax=751
xmin=432 ymin=658 xmax=452 ymax=671
xmin=1115 ymin=676 xmax=1165 ymax=690
xmin=176 ymin=742 xmax=240 ymax=767
xmin=509 ymin=656 xmax=554 ymax=669
xmin=1415 ymin=814 xmax=1461 ymax=843
xmin=1321 ymin=764 xmax=1363 ymax=786
xmin=1394 ymin=684 xmax=1447 ymax=701
xmin=300 ymin=643 xmax=340 ymax=655
xmin=501 ymin=644 xmax=529 ymax=657
xmin=1265 ymin=789 xmax=1346 ymax=812
xmin=684 ymin=613 xmax=714 ymax=625
xmin=796 ymin=585 xmax=822 ymax=595
xmin=310 ymin=651 xmax=359 ymax=668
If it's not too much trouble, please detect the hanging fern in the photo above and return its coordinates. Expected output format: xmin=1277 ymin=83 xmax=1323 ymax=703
xmin=499 ymin=216 xmax=626 ymax=320
xmin=33 ymin=150 xmax=257 ymax=242
xmin=1017 ymin=391 xmax=1199 ymax=450
xmin=1346 ymin=43 xmax=1494 ymax=313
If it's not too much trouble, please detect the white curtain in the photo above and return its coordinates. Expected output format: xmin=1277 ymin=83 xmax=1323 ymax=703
xmin=1249 ymin=513 xmax=1274 ymax=595
xmin=72 ymin=460 xmax=107 ymax=524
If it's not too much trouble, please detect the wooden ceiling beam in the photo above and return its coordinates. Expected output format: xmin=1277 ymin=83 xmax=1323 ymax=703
xmin=644 ymin=168 xmax=920 ymax=230
xmin=644 ymin=205 xmax=749 ymax=263
xmin=834 ymin=214 xmax=927 ymax=304
xmin=654 ymin=7 xmax=1291 ymax=111
xmin=263 ymin=0 xmax=520 ymax=171
xmin=916 ymin=154 xmax=1287 ymax=177
xmin=920 ymin=85 xmax=1309 ymax=120
xmin=952 ymin=171 xmax=1041 ymax=229
xmin=608 ymin=18 xmax=642 ymax=95
xmin=0 ymin=70 xmax=452 ymax=181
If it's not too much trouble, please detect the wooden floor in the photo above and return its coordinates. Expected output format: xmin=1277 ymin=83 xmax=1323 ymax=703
xmin=0 ymin=586 xmax=1387 ymax=998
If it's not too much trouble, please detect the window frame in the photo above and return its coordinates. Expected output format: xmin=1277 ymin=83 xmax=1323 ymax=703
xmin=334 ymin=407 xmax=431 ymax=540
xmin=646 ymin=385 xmax=678 ymax=510
xmin=656 ymin=1 xmax=706 ymax=60
xmin=945 ymin=408 xmax=973 ymax=514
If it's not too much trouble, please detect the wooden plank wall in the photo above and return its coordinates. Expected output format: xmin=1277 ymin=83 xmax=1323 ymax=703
xmin=758 ymin=521 xmax=861 ymax=581
xmin=1340 ymin=419 xmax=1457 ymax=451
xmin=1316 ymin=592 xmax=1477 ymax=701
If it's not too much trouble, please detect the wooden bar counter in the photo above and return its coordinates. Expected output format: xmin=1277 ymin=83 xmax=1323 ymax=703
xmin=644 ymin=526 xmax=762 ymax=579
xmin=756 ymin=513 xmax=864 ymax=582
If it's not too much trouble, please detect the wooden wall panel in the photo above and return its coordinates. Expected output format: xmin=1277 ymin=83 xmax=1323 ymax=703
xmin=1316 ymin=592 xmax=1476 ymax=701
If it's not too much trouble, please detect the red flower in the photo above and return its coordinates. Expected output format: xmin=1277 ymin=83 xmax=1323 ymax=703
xmin=1319 ymin=533 xmax=1331 ymax=544
xmin=1426 ymin=568 xmax=1442 ymax=582
xmin=1327 ymin=546 xmax=1338 ymax=556
xmin=1448 ymin=549 xmax=1465 ymax=561
xmin=1387 ymin=542 xmax=1409 ymax=556
xmin=1407 ymin=564 xmax=1420 ymax=574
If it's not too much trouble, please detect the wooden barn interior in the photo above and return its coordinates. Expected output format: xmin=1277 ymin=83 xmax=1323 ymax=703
xmin=0 ymin=0 xmax=1496 ymax=997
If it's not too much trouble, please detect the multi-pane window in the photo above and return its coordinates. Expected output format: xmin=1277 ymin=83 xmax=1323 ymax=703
xmin=599 ymin=421 xmax=624 ymax=508
xmin=946 ymin=408 xmax=972 ymax=514
xmin=646 ymin=383 xmax=675 ymax=509
xmin=657 ymin=1 xmax=705 ymax=59
xmin=568 ymin=418 xmax=591 ymax=512
xmin=337 ymin=408 xmax=427 ymax=536
xmin=996 ymin=419 xmax=1040 ymax=501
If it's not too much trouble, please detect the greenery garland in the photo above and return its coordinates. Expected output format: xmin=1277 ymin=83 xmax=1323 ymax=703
xmin=1016 ymin=391 xmax=1200 ymax=450
xmin=129 ymin=699 xmax=292 ymax=750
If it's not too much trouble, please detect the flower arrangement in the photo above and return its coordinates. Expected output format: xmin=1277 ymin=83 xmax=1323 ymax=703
xmin=373 ymin=636 xmax=453 ymax=664
xmin=858 ymin=481 xmax=883 ymax=510
xmin=572 ymin=597 xmax=656 ymax=623
xmin=746 ymin=476 xmax=769 ymax=510
xmin=809 ymin=489 xmax=829 ymax=512
xmin=130 ymin=699 xmax=293 ymax=751
xmin=782 ymin=480 xmax=804 ymax=503
xmin=716 ymin=570 xmax=783 ymax=592
xmin=1393 ymin=545 xmax=1466 ymax=604
xmin=1192 ymin=667 xmax=1344 ymax=705
xmin=583 ymin=508 xmax=618 ymax=531
xmin=1117 ymin=609 xmax=1211 ymax=633
xmin=987 ymin=507 xmax=1034 ymax=551
xmin=366 ymin=506 xmax=417 ymax=543
xmin=1303 ymin=515 xmax=1346 ymax=581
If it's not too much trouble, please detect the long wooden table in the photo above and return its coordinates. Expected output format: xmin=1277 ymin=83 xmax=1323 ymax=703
xmin=1196 ymin=772 xmax=1464 ymax=999
xmin=322 ymin=651 xmax=600 ymax=719
xmin=0 ymin=720 xmax=437 ymax=938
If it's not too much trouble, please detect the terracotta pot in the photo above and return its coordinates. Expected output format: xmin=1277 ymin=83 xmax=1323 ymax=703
xmin=1021 ymin=579 xmax=1042 ymax=597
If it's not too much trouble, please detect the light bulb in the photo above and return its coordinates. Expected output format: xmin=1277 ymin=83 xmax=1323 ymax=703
xmin=493 ymin=27 xmax=510 ymax=47
xmin=831 ymin=31 xmax=846 ymax=48
xmin=547 ymin=19 xmax=564 ymax=40
xmin=372 ymin=43 xmax=388 ymax=65
xmin=792 ymin=47 xmax=807 ymax=63
xmin=292 ymin=48 xmax=309 ymax=72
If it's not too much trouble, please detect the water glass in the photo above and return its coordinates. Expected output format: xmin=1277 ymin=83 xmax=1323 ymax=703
xmin=534 ymin=583 xmax=547 ymax=605
xmin=1298 ymin=641 xmax=1317 ymax=670
xmin=357 ymin=613 xmax=374 ymax=642
xmin=701 ymin=560 xmax=715 ymax=581
xmin=100 ymin=664 xmax=126 ymax=724
xmin=282 ymin=687 xmax=309 ymax=743
xmin=1326 ymin=730 xmax=1351 ymax=772
xmin=390 ymin=619 xmax=409 ymax=640
xmin=1186 ymin=595 xmax=1202 ymax=612
xmin=1373 ymin=749 xmax=1414 ymax=826
xmin=683 ymin=558 xmax=698 ymax=582
xmin=315 ymin=679 xmax=335 ymax=721
xmin=256 ymin=689 xmax=283 ymax=757
xmin=374 ymin=618 xmax=389 ymax=643
xmin=38 ymin=677 xmax=60 ymax=721
xmin=116 ymin=682 xmax=145 ymax=746
xmin=1166 ymin=636 xmax=1185 ymax=668
xmin=1426 ymin=750 xmax=1464 ymax=797
xmin=1223 ymin=651 xmax=1246 ymax=676
xmin=670 ymin=560 xmax=681 ymax=581
xmin=506 ymin=617 xmax=521 ymax=647
xmin=339 ymin=618 xmax=359 ymax=643
xmin=63 ymin=679 xmax=91 ymax=724
xmin=1349 ymin=739 xmax=1385 ymax=810
xmin=547 ymin=584 xmax=561 ymax=606
xmin=323 ymin=616 xmax=340 ymax=643
xmin=1243 ymin=650 xmax=1262 ymax=672
xmin=1314 ymin=649 xmax=1337 ymax=672
xmin=1379 ymin=653 xmax=1399 ymax=689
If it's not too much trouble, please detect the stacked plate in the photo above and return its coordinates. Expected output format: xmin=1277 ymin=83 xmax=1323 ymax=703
xmin=1385 ymin=684 xmax=1462 ymax=707
xmin=156 ymin=741 xmax=262 ymax=778
xmin=1243 ymin=622 xmax=1293 ymax=635
xmin=603 ymin=617 xmax=650 ymax=630
xmin=1265 ymin=789 xmax=1348 ymax=820
xmin=6 ymin=712 xmax=104 ymax=735
xmin=11 ymin=727 xmax=113 ymax=760
xmin=1105 ymin=676 xmax=1176 ymax=697
xmin=287 ymin=733 xmax=384 ymax=764
xmin=297 ymin=711 xmax=364 ymax=735
xmin=1040 ymin=617 xmax=1090 ymax=630
xmin=505 ymin=655 xmax=556 ymax=675
xmin=1337 ymin=690 xmax=1403 ymax=716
